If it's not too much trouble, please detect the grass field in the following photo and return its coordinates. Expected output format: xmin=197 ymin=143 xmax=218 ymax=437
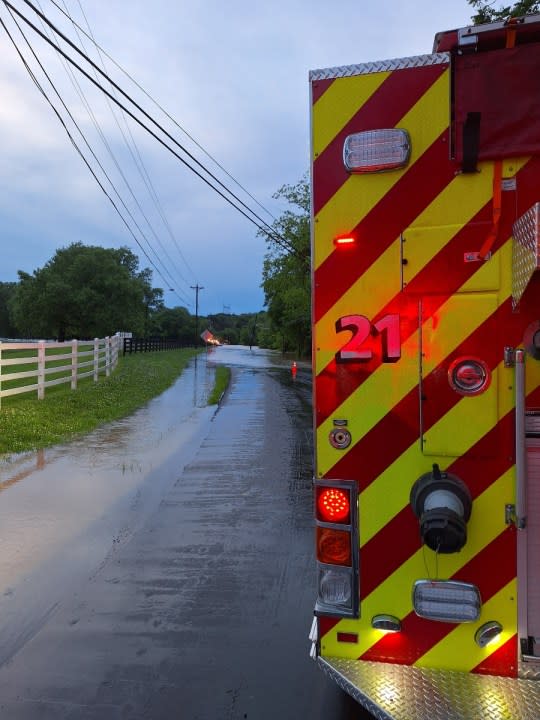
xmin=0 ymin=348 xmax=224 ymax=455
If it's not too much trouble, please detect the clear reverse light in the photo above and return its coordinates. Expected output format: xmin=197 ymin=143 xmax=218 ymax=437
xmin=318 ymin=567 xmax=352 ymax=610
xmin=413 ymin=579 xmax=481 ymax=623
xmin=343 ymin=129 xmax=411 ymax=173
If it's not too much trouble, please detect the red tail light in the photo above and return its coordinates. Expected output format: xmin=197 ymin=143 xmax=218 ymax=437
xmin=317 ymin=527 xmax=352 ymax=565
xmin=314 ymin=480 xmax=358 ymax=617
xmin=317 ymin=487 xmax=350 ymax=523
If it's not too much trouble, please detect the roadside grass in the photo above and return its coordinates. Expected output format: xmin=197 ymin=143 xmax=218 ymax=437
xmin=208 ymin=365 xmax=231 ymax=405
xmin=0 ymin=349 xmax=204 ymax=455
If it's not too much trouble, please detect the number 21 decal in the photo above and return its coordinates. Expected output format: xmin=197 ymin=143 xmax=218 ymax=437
xmin=335 ymin=313 xmax=401 ymax=363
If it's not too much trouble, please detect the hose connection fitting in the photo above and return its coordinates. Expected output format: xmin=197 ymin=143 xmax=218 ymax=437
xmin=410 ymin=464 xmax=472 ymax=553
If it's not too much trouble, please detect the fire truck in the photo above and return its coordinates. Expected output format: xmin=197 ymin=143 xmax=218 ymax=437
xmin=309 ymin=13 xmax=540 ymax=720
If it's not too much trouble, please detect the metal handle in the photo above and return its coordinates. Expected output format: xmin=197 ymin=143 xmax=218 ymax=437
xmin=515 ymin=349 xmax=527 ymax=529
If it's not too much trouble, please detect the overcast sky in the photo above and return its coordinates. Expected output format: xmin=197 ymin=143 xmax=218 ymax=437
xmin=0 ymin=0 xmax=473 ymax=315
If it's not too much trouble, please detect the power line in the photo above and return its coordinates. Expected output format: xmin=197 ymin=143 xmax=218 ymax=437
xmin=30 ymin=0 xmax=194 ymax=299
xmin=47 ymin=0 xmax=278 ymax=224
xmin=67 ymin=0 xmax=197 ymax=288
xmin=0 ymin=9 xmax=190 ymax=304
xmin=9 ymin=0 xmax=299 ymax=257
xmin=36 ymin=0 xmax=193 ymax=301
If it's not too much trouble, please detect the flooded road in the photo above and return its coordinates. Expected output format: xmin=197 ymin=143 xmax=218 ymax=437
xmin=0 ymin=345 xmax=360 ymax=719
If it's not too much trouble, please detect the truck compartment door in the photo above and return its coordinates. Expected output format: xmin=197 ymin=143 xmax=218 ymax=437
xmin=420 ymin=293 xmax=498 ymax=458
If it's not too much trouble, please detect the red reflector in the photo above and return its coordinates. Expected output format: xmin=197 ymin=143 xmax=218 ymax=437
xmin=448 ymin=356 xmax=490 ymax=395
xmin=317 ymin=527 xmax=351 ymax=565
xmin=337 ymin=632 xmax=358 ymax=644
xmin=334 ymin=236 xmax=355 ymax=247
xmin=317 ymin=488 xmax=350 ymax=523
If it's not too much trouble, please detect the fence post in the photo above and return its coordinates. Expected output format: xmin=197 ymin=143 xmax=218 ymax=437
xmin=0 ymin=341 xmax=2 ymax=410
xmin=71 ymin=339 xmax=78 ymax=390
xmin=105 ymin=336 xmax=111 ymax=377
xmin=38 ymin=340 xmax=46 ymax=400
xmin=94 ymin=338 xmax=99 ymax=382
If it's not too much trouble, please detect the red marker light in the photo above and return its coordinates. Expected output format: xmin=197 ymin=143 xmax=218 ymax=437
xmin=334 ymin=236 xmax=356 ymax=247
xmin=317 ymin=488 xmax=350 ymax=523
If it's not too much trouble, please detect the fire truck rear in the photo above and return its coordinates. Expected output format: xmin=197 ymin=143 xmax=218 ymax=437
xmin=309 ymin=13 xmax=540 ymax=720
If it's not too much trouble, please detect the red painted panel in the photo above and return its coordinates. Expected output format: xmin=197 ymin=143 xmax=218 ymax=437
xmin=454 ymin=45 xmax=540 ymax=162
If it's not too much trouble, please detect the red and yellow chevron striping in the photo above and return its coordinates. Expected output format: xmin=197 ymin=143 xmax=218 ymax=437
xmin=312 ymin=50 xmax=540 ymax=679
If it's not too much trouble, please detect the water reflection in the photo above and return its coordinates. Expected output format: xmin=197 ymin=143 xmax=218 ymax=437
xmin=207 ymin=344 xmax=297 ymax=370
xmin=0 ymin=356 xmax=216 ymax=590
xmin=0 ymin=449 xmax=46 ymax=494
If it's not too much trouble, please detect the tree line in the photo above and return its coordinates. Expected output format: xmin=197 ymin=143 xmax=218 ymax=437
xmin=0 ymin=241 xmax=278 ymax=350
xmin=0 ymin=175 xmax=310 ymax=355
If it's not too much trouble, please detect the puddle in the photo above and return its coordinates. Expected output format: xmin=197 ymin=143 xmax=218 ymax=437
xmin=0 ymin=355 xmax=215 ymax=589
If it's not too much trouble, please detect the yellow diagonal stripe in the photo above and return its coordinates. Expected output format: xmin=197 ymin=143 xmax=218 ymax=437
xmin=321 ymin=472 xmax=513 ymax=659
xmin=316 ymin=259 xmax=505 ymax=479
xmin=359 ymin=358 xmax=517 ymax=546
xmin=314 ymin=158 xmax=528 ymax=376
xmin=415 ymin=580 xmax=517 ymax=672
xmin=312 ymin=72 xmax=390 ymax=157
xmin=314 ymin=70 xmax=450 ymax=270
xmin=314 ymin=237 xmax=401 ymax=374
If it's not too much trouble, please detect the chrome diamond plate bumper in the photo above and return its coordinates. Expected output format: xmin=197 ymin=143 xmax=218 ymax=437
xmin=512 ymin=202 xmax=540 ymax=308
xmin=318 ymin=656 xmax=540 ymax=720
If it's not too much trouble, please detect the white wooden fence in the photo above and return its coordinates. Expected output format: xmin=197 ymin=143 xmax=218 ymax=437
xmin=0 ymin=335 xmax=121 ymax=406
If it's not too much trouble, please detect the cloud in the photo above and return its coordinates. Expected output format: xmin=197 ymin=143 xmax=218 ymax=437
xmin=0 ymin=0 xmax=473 ymax=313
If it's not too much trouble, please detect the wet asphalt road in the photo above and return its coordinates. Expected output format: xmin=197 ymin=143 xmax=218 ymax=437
xmin=0 ymin=345 xmax=364 ymax=719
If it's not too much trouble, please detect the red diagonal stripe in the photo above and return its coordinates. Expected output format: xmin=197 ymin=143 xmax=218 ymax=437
xmin=472 ymin=635 xmax=517 ymax=677
xmin=315 ymin=207 xmax=490 ymax=426
xmin=314 ymin=132 xmax=453 ymax=324
xmin=318 ymin=614 xmax=341 ymax=639
xmin=316 ymin=389 xmax=540 ymax=640
xmin=331 ymin=298 xmax=512 ymax=486
xmin=311 ymin=77 xmax=335 ymax=105
xmin=315 ymin=156 xmax=540 ymax=428
xmin=360 ymin=527 xmax=516 ymax=664
xmin=313 ymin=64 xmax=447 ymax=216
xmin=360 ymin=414 xmax=513 ymax=599
xmin=359 ymin=383 xmax=540 ymax=601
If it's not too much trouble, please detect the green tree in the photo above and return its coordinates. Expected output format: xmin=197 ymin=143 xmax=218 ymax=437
xmin=261 ymin=177 xmax=311 ymax=357
xmin=11 ymin=243 xmax=160 ymax=340
xmin=468 ymin=0 xmax=540 ymax=23
xmin=0 ymin=282 xmax=18 ymax=338
xmin=148 ymin=306 xmax=194 ymax=343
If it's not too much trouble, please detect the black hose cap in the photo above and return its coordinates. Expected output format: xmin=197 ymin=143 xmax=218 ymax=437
xmin=411 ymin=464 xmax=472 ymax=554
xmin=419 ymin=508 xmax=468 ymax=554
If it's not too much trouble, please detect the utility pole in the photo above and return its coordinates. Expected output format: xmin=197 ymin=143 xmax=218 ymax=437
xmin=191 ymin=284 xmax=204 ymax=345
